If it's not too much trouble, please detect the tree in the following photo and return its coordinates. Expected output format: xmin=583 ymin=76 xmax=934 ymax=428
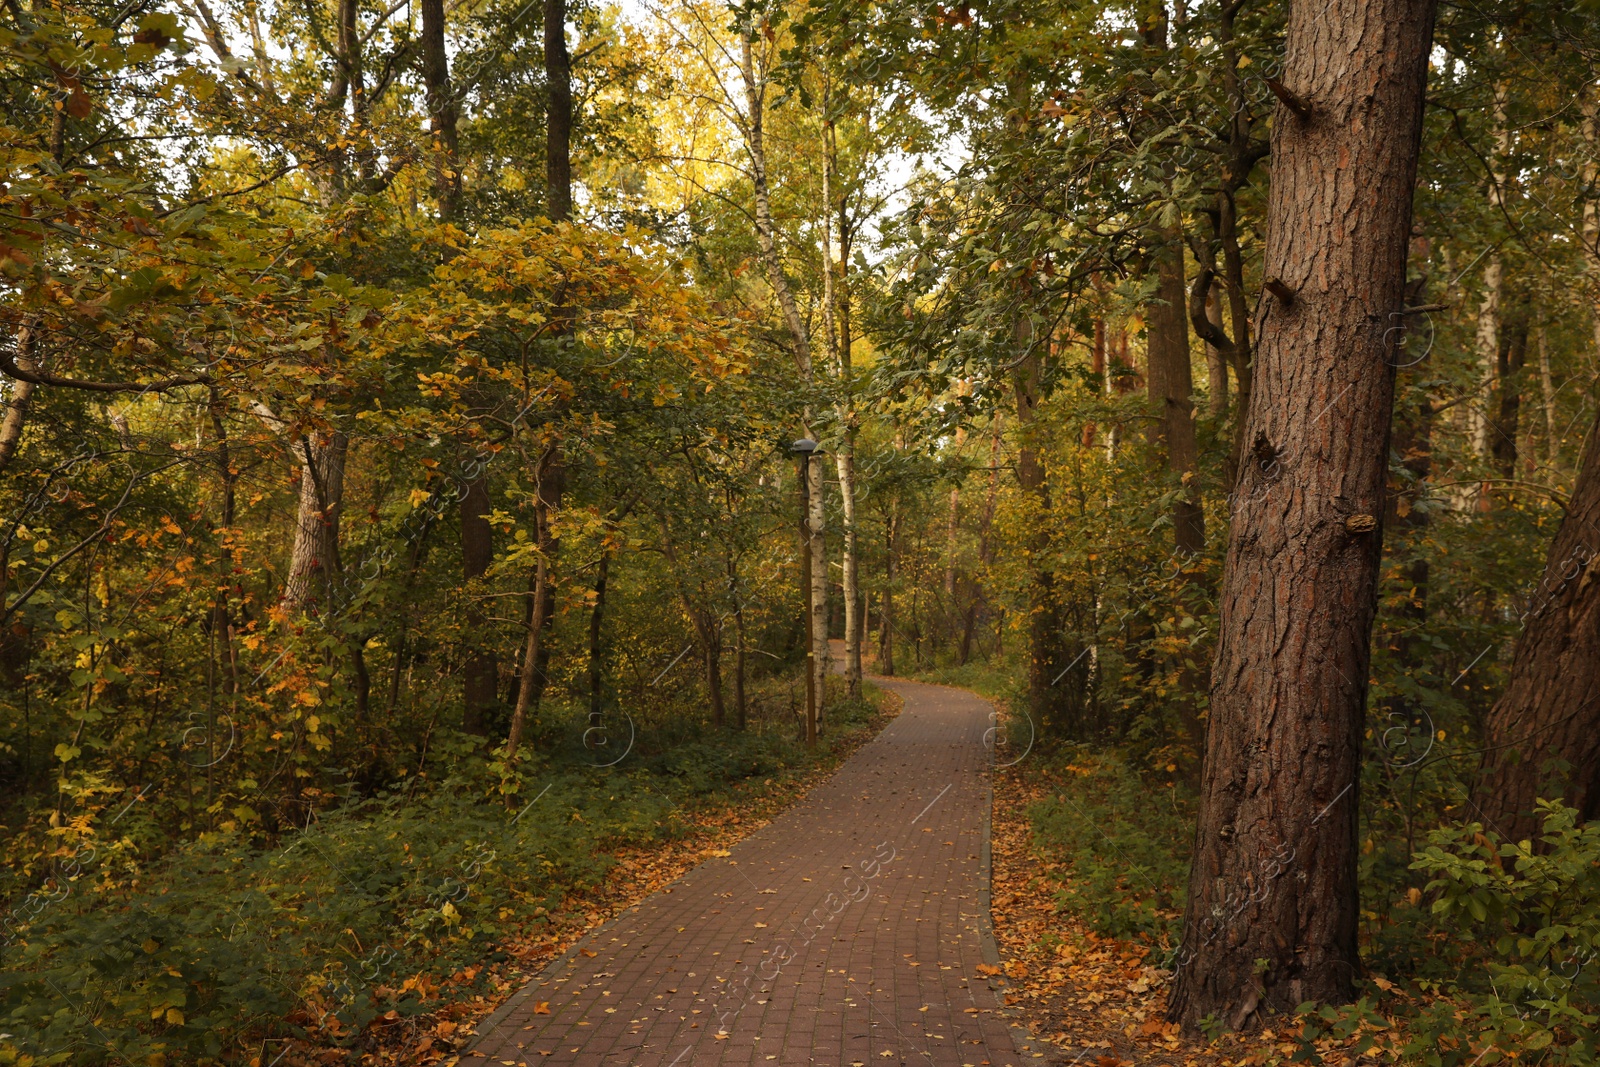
xmin=1474 ymin=411 xmax=1600 ymax=843
xmin=1168 ymin=0 xmax=1438 ymax=1031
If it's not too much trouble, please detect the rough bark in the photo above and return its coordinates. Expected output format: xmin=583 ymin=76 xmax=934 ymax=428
xmin=1168 ymin=0 xmax=1437 ymax=1031
xmin=283 ymin=430 xmax=349 ymax=614
xmin=544 ymin=0 xmax=572 ymax=223
xmin=1473 ymin=411 xmax=1600 ymax=843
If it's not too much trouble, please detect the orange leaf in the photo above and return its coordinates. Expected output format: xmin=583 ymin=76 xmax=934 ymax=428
xmin=533 ymin=1001 xmax=550 ymax=1015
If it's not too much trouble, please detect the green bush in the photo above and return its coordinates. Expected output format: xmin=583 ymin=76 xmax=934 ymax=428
xmin=1298 ymin=801 xmax=1600 ymax=1065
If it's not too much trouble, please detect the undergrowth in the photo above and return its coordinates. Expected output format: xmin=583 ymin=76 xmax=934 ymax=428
xmin=0 ymin=681 xmax=890 ymax=1066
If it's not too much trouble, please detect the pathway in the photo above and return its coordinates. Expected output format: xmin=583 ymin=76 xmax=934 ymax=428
xmin=467 ymin=678 xmax=1027 ymax=1067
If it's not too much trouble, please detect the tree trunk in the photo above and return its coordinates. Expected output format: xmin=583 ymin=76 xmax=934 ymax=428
xmin=1168 ymin=0 xmax=1437 ymax=1031
xmin=505 ymin=455 xmax=564 ymax=760
xmin=1013 ymin=345 xmax=1066 ymax=735
xmin=1491 ymin=306 xmax=1526 ymax=480
xmin=1148 ymin=237 xmax=1206 ymax=555
xmin=208 ymin=389 xmax=240 ymax=697
xmin=1473 ymin=411 xmax=1600 ymax=843
xmin=1469 ymin=84 xmax=1509 ymax=463
xmin=0 ymin=318 xmax=40 ymax=476
xmin=944 ymin=484 xmax=960 ymax=649
xmin=824 ymin=120 xmax=864 ymax=700
xmin=1471 ymin=256 xmax=1503 ymax=460
xmin=808 ymin=454 xmax=829 ymax=719
xmin=1537 ymin=325 xmax=1561 ymax=467
xmin=420 ymin=0 xmax=459 ymax=220
xmin=879 ymin=510 xmax=897 ymax=676
xmin=284 ymin=430 xmax=349 ymax=613
xmin=544 ymin=0 xmax=572 ymax=223
xmin=1205 ymin=285 xmax=1229 ymax=421
xmin=460 ymin=473 xmax=495 ymax=736
xmin=739 ymin=25 xmax=830 ymax=702
xmin=698 ymin=610 xmax=726 ymax=729
xmin=733 ymin=596 xmax=747 ymax=729
xmin=587 ymin=550 xmax=608 ymax=725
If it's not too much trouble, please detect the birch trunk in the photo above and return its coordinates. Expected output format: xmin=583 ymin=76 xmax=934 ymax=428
xmin=0 ymin=318 xmax=40 ymax=476
xmin=1537 ymin=325 xmax=1560 ymax=466
xmin=1470 ymin=85 xmax=1508 ymax=461
xmin=824 ymin=123 xmax=863 ymax=699
xmin=740 ymin=24 xmax=830 ymax=700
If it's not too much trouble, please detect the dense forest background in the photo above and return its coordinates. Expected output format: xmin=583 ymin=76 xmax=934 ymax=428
xmin=3 ymin=0 xmax=1600 ymax=1062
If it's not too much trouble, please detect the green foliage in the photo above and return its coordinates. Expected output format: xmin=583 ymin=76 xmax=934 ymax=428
xmin=1027 ymin=753 xmax=1191 ymax=946
xmin=0 ymin=708 xmax=850 ymax=1065
xmin=1300 ymin=802 xmax=1600 ymax=1064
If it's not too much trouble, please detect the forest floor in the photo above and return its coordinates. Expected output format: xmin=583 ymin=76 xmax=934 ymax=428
xmin=988 ymin=763 xmax=1376 ymax=1067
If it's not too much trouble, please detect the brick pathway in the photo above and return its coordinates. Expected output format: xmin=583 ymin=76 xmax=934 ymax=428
xmin=466 ymin=678 xmax=1026 ymax=1067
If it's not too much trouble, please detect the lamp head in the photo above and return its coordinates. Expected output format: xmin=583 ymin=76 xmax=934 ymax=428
xmin=789 ymin=438 xmax=818 ymax=455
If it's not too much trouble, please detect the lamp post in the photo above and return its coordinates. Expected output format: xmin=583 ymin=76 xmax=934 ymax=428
xmin=791 ymin=437 xmax=818 ymax=749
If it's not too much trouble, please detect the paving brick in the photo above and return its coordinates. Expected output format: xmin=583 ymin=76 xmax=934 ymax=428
xmin=468 ymin=679 xmax=1022 ymax=1067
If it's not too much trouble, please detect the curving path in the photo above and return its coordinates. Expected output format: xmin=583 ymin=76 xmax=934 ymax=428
xmin=466 ymin=678 xmax=1027 ymax=1067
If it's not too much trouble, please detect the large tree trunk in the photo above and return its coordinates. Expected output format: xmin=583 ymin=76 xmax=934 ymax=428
xmin=1168 ymin=0 xmax=1436 ymax=1031
xmin=1473 ymin=411 xmax=1600 ymax=843
xmin=284 ymin=431 xmax=349 ymax=613
xmin=460 ymin=474 xmax=495 ymax=736
xmin=544 ymin=0 xmax=571 ymax=222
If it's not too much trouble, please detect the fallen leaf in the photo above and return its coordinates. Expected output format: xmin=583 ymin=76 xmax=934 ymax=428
xmin=533 ymin=1002 xmax=550 ymax=1015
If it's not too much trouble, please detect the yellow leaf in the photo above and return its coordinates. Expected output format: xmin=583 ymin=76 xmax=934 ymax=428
xmin=142 ymin=939 xmax=159 ymax=953
xmin=166 ymin=1008 xmax=185 ymax=1025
